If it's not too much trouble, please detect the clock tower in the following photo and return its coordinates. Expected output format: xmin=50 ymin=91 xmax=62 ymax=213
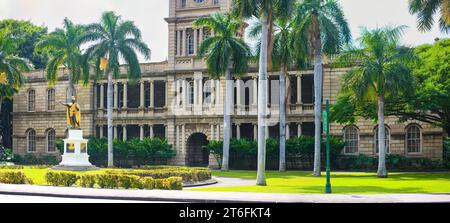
xmin=165 ymin=0 xmax=232 ymax=69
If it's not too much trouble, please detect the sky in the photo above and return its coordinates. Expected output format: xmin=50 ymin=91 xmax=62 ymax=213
xmin=0 ymin=0 xmax=448 ymax=63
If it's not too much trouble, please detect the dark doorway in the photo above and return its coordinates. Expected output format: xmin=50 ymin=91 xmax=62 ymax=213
xmin=186 ymin=133 xmax=209 ymax=167
xmin=301 ymin=75 xmax=314 ymax=104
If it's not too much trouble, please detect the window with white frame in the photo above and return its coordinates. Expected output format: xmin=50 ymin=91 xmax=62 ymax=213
xmin=188 ymin=79 xmax=194 ymax=105
xmin=204 ymin=80 xmax=211 ymax=104
xmin=213 ymin=0 xmax=220 ymax=5
xmin=47 ymin=88 xmax=55 ymax=111
xmin=344 ymin=126 xmax=359 ymax=154
xmin=27 ymin=129 xmax=36 ymax=152
xmin=46 ymin=129 xmax=56 ymax=152
xmin=28 ymin=89 xmax=35 ymax=112
xmin=406 ymin=125 xmax=421 ymax=153
xmin=374 ymin=126 xmax=390 ymax=154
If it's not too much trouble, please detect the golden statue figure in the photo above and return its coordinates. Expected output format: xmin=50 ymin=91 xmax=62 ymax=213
xmin=61 ymin=96 xmax=81 ymax=129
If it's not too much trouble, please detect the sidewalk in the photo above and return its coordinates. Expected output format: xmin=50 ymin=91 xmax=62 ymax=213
xmin=1 ymin=183 xmax=450 ymax=203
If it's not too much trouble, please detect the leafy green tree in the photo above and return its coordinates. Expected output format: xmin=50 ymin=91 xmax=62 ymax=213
xmin=0 ymin=19 xmax=48 ymax=69
xmin=333 ymin=26 xmax=416 ymax=178
xmin=36 ymin=18 xmax=88 ymax=102
xmin=233 ymin=0 xmax=295 ymax=186
xmin=81 ymin=11 xmax=151 ymax=168
xmin=194 ymin=13 xmax=251 ymax=171
xmin=294 ymin=0 xmax=351 ymax=176
xmin=409 ymin=0 xmax=450 ymax=33
xmin=0 ymin=29 xmax=32 ymax=112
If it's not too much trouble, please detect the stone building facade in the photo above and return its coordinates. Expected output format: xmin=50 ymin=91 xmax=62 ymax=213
xmin=12 ymin=0 xmax=444 ymax=166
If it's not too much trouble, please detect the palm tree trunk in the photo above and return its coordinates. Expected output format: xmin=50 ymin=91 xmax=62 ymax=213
xmin=257 ymin=15 xmax=269 ymax=186
xmin=279 ymin=65 xmax=287 ymax=172
xmin=67 ymin=69 xmax=74 ymax=103
xmin=107 ymin=69 xmax=114 ymax=168
xmin=377 ymin=96 xmax=388 ymax=178
xmin=222 ymin=68 xmax=232 ymax=171
xmin=312 ymin=16 xmax=323 ymax=177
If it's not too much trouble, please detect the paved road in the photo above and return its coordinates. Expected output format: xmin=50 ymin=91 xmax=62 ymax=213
xmin=0 ymin=194 xmax=175 ymax=203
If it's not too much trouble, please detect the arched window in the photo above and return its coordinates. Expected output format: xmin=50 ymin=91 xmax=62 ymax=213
xmin=28 ymin=89 xmax=35 ymax=112
xmin=187 ymin=79 xmax=194 ymax=105
xmin=47 ymin=89 xmax=56 ymax=111
xmin=46 ymin=129 xmax=56 ymax=152
xmin=374 ymin=126 xmax=390 ymax=154
xmin=406 ymin=124 xmax=421 ymax=153
xmin=344 ymin=126 xmax=359 ymax=154
xmin=27 ymin=129 xmax=36 ymax=152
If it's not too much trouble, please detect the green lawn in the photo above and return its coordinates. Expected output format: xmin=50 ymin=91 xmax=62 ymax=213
xmin=188 ymin=171 xmax=450 ymax=194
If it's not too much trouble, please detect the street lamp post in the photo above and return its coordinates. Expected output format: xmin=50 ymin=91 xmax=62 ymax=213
xmin=324 ymin=99 xmax=332 ymax=194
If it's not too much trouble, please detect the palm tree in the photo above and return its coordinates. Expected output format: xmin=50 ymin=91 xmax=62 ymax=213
xmin=409 ymin=0 xmax=450 ymax=33
xmin=194 ymin=13 xmax=251 ymax=171
xmin=36 ymin=18 xmax=87 ymax=102
xmin=0 ymin=29 xmax=31 ymax=112
xmin=249 ymin=17 xmax=300 ymax=172
xmin=81 ymin=11 xmax=151 ymax=168
xmin=294 ymin=0 xmax=351 ymax=176
xmin=233 ymin=0 xmax=294 ymax=186
xmin=337 ymin=25 xmax=416 ymax=178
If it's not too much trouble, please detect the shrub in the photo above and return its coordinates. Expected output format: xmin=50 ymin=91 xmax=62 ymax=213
xmin=118 ymin=175 xmax=142 ymax=189
xmin=12 ymin=154 xmax=59 ymax=165
xmin=96 ymin=174 xmax=120 ymax=189
xmin=154 ymin=179 xmax=164 ymax=189
xmin=141 ymin=177 xmax=155 ymax=189
xmin=162 ymin=177 xmax=183 ymax=190
xmin=0 ymin=148 xmax=13 ymax=162
xmin=0 ymin=171 xmax=30 ymax=184
xmin=79 ymin=174 xmax=96 ymax=188
xmin=45 ymin=172 xmax=79 ymax=187
xmin=0 ymin=165 xmax=24 ymax=169
xmin=105 ymin=167 xmax=212 ymax=183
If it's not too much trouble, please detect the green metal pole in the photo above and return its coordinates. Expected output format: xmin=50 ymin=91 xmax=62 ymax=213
xmin=325 ymin=99 xmax=332 ymax=194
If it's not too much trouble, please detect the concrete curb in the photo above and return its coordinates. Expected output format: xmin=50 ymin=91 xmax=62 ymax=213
xmin=1 ymin=184 xmax=450 ymax=203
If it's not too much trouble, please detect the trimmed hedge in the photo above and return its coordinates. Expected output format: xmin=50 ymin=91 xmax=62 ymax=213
xmin=57 ymin=137 xmax=176 ymax=168
xmin=45 ymin=172 xmax=79 ymax=187
xmin=79 ymin=174 xmax=96 ymax=188
xmin=104 ymin=167 xmax=211 ymax=183
xmin=0 ymin=171 xmax=31 ymax=184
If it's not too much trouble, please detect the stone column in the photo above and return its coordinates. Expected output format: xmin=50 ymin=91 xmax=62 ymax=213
xmin=140 ymin=81 xmax=145 ymax=108
xmin=181 ymin=29 xmax=186 ymax=56
xmin=199 ymin=28 xmax=203 ymax=45
xmin=140 ymin=125 xmax=144 ymax=140
xmin=199 ymin=79 xmax=203 ymax=106
xmin=193 ymin=79 xmax=198 ymax=105
xmin=150 ymin=80 xmax=155 ymax=108
xmin=99 ymin=125 xmax=103 ymax=138
xmin=216 ymin=124 xmax=220 ymax=140
xmin=265 ymin=125 xmax=269 ymax=140
xmin=252 ymin=76 xmax=258 ymax=106
xmin=181 ymin=124 xmax=186 ymax=152
xmin=123 ymin=125 xmax=127 ymax=141
xmin=113 ymin=82 xmax=118 ymax=109
xmin=123 ymin=82 xmax=128 ymax=109
xmin=114 ymin=126 xmax=118 ymax=139
xmin=165 ymin=81 xmax=168 ymax=107
xmin=176 ymin=30 xmax=181 ymax=56
xmin=253 ymin=124 xmax=257 ymax=141
xmin=211 ymin=124 xmax=215 ymax=140
xmin=149 ymin=125 xmax=154 ymax=138
xmin=216 ymin=80 xmax=220 ymax=105
xmin=298 ymin=123 xmax=302 ymax=137
xmin=194 ymin=29 xmax=198 ymax=55
xmin=176 ymin=125 xmax=180 ymax=149
xmin=297 ymin=75 xmax=302 ymax=104
xmin=286 ymin=123 xmax=290 ymax=139
xmin=236 ymin=124 xmax=241 ymax=139
xmin=236 ymin=78 xmax=241 ymax=107
xmin=99 ymin=84 xmax=104 ymax=109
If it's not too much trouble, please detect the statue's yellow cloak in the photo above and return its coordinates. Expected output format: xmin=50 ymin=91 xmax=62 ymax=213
xmin=66 ymin=102 xmax=81 ymax=128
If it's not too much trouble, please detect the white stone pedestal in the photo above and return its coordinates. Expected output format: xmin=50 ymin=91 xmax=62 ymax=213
xmin=53 ymin=129 xmax=98 ymax=171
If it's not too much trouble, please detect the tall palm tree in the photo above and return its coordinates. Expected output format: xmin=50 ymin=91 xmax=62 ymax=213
xmin=249 ymin=16 xmax=301 ymax=172
xmin=0 ymin=29 xmax=31 ymax=112
xmin=337 ymin=25 xmax=416 ymax=178
xmin=294 ymin=0 xmax=351 ymax=176
xmin=194 ymin=13 xmax=251 ymax=171
xmin=233 ymin=0 xmax=294 ymax=186
xmin=36 ymin=18 xmax=87 ymax=102
xmin=409 ymin=0 xmax=450 ymax=33
xmin=81 ymin=11 xmax=151 ymax=168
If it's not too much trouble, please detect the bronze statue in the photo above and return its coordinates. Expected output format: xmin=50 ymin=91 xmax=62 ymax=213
xmin=61 ymin=96 xmax=81 ymax=129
